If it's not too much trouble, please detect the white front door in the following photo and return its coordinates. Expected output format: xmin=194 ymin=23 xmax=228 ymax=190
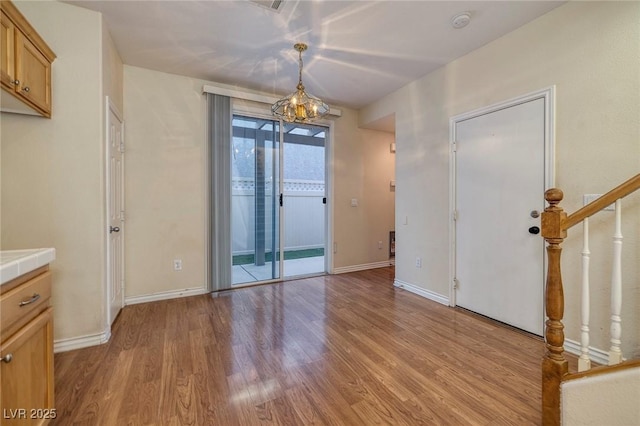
xmin=107 ymin=98 xmax=124 ymax=325
xmin=454 ymin=96 xmax=547 ymax=335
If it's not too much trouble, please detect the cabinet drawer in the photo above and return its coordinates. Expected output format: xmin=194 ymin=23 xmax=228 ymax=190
xmin=1 ymin=271 xmax=51 ymax=339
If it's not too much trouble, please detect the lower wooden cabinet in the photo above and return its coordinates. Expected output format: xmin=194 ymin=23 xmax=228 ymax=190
xmin=1 ymin=269 xmax=55 ymax=425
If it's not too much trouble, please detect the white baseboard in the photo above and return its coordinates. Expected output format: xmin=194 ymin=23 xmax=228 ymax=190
xmin=54 ymin=328 xmax=111 ymax=353
xmin=125 ymin=287 xmax=208 ymax=306
xmin=393 ymin=279 xmax=449 ymax=306
xmin=332 ymin=260 xmax=395 ymax=274
xmin=564 ymin=338 xmax=610 ymax=365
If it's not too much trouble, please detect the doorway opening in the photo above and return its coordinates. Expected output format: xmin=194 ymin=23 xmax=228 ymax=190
xmin=231 ymin=115 xmax=327 ymax=285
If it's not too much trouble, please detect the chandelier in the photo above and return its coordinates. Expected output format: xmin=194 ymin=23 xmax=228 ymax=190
xmin=272 ymin=43 xmax=329 ymax=123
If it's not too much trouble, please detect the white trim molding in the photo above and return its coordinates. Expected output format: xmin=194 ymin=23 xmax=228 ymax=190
xmin=393 ymin=279 xmax=449 ymax=306
xmin=564 ymin=338 xmax=610 ymax=366
xmin=125 ymin=287 xmax=208 ymax=306
xmin=332 ymin=260 xmax=395 ymax=275
xmin=54 ymin=329 xmax=111 ymax=353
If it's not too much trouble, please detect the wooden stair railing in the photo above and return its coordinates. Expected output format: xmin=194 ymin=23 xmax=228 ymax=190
xmin=541 ymin=173 xmax=640 ymax=426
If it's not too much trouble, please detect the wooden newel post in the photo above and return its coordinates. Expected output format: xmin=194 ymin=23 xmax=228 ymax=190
xmin=541 ymin=188 xmax=569 ymax=426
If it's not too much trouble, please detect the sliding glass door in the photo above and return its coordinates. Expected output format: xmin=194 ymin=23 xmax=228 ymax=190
xmin=231 ymin=116 xmax=281 ymax=284
xmin=231 ymin=115 xmax=327 ymax=286
xmin=282 ymin=122 xmax=326 ymax=277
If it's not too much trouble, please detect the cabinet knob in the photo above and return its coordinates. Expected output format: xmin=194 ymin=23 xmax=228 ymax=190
xmin=22 ymin=86 xmax=30 ymax=93
xmin=1 ymin=354 xmax=12 ymax=363
xmin=11 ymin=79 xmax=19 ymax=85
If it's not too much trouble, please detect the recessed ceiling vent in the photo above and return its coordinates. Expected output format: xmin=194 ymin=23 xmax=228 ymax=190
xmin=249 ymin=0 xmax=284 ymax=13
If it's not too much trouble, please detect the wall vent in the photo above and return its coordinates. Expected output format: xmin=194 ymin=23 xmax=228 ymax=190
xmin=249 ymin=0 xmax=284 ymax=13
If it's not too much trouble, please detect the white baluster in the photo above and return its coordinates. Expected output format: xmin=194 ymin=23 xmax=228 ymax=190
xmin=578 ymin=217 xmax=591 ymax=372
xmin=609 ymin=199 xmax=623 ymax=365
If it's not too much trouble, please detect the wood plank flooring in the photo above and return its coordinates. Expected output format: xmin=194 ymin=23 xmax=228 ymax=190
xmin=51 ymin=268 xmax=554 ymax=425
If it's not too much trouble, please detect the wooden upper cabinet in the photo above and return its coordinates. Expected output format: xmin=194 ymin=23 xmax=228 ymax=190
xmin=0 ymin=0 xmax=55 ymax=118
xmin=15 ymin=30 xmax=52 ymax=114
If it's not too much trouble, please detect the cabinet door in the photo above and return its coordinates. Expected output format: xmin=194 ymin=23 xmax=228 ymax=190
xmin=1 ymin=308 xmax=55 ymax=426
xmin=14 ymin=30 xmax=51 ymax=116
xmin=0 ymin=10 xmax=15 ymax=90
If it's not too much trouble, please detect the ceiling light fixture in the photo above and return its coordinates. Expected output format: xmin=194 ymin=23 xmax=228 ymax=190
xmin=272 ymin=43 xmax=329 ymax=123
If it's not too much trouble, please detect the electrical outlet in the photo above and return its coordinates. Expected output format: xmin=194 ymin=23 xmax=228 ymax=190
xmin=174 ymin=259 xmax=182 ymax=271
xmin=415 ymin=257 xmax=422 ymax=268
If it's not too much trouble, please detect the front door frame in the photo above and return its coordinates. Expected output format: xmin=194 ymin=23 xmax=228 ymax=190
xmin=448 ymin=87 xmax=555 ymax=308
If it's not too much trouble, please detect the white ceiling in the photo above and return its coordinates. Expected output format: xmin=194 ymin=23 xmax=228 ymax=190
xmin=65 ymin=0 xmax=563 ymax=111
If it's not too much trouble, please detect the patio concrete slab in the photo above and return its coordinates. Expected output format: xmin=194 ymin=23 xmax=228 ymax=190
xmin=232 ymin=256 xmax=325 ymax=285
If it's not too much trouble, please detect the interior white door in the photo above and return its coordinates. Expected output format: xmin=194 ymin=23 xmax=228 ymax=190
xmin=107 ymin=100 xmax=124 ymax=325
xmin=455 ymin=98 xmax=545 ymax=335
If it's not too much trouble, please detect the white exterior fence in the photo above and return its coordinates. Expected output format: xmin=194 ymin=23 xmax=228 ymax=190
xmin=232 ymin=178 xmax=325 ymax=255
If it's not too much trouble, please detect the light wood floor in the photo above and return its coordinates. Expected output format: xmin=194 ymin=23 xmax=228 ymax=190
xmin=52 ymin=267 xmax=556 ymax=425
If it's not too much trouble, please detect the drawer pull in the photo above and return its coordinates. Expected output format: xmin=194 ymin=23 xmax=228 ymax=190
xmin=1 ymin=354 xmax=12 ymax=363
xmin=19 ymin=293 xmax=41 ymax=307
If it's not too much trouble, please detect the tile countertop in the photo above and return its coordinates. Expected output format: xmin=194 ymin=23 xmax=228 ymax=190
xmin=0 ymin=248 xmax=56 ymax=285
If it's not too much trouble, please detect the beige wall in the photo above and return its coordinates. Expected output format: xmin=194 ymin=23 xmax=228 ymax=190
xmin=360 ymin=1 xmax=640 ymax=357
xmin=123 ymin=65 xmax=207 ymax=298
xmin=103 ymin=21 xmax=124 ymax=114
xmin=562 ymin=367 xmax=640 ymax=425
xmin=123 ymin=65 xmax=395 ymax=298
xmin=0 ymin=1 xmax=121 ymax=343
xmin=1 ymin=1 xmax=124 ymax=345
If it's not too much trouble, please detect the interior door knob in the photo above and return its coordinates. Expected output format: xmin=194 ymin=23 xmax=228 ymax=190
xmin=529 ymin=226 xmax=540 ymax=235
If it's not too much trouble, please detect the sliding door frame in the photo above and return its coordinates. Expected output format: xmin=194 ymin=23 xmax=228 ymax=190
xmin=230 ymin=101 xmax=333 ymax=286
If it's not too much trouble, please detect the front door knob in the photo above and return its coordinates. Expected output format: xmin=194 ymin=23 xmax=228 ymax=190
xmin=528 ymin=226 xmax=540 ymax=235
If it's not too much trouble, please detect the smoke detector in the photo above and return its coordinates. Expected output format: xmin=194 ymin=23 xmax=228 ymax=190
xmin=451 ymin=12 xmax=471 ymax=29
